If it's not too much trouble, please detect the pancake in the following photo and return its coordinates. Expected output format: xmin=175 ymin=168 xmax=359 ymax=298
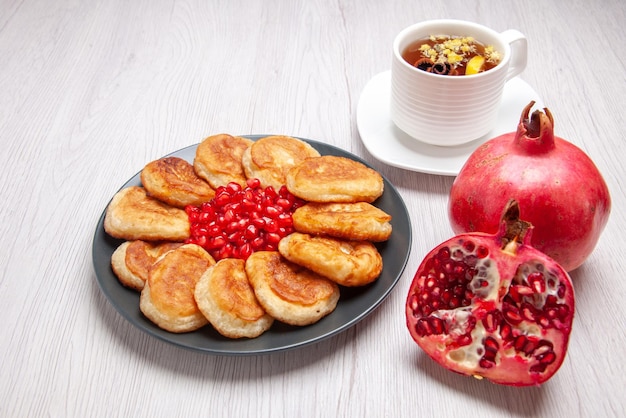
xmin=141 ymin=156 xmax=216 ymax=208
xmin=194 ymin=258 xmax=274 ymax=338
xmin=285 ymin=155 xmax=384 ymax=203
xmin=111 ymin=240 xmax=183 ymax=291
xmin=193 ymin=134 xmax=254 ymax=188
xmin=245 ymin=251 xmax=339 ymax=326
xmin=103 ymin=186 xmax=190 ymax=241
xmin=139 ymin=244 xmax=216 ymax=333
xmin=241 ymin=135 xmax=320 ymax=189
xmin=278 ymin=232 xmax=383 ymax=287
xmin=292 ymin=202 xmax=392 ymax=242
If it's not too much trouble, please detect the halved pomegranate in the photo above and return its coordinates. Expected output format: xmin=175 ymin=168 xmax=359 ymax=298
xmin=406 ymin=200 xmax=575 ymax=386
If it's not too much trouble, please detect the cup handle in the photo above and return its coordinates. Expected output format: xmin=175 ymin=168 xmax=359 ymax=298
xmin=500 ymin=29 xmax=528 ymax=80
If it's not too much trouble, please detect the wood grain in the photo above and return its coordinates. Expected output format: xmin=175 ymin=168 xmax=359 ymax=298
xmin=1 ymin=0 xmax=625 ymax=417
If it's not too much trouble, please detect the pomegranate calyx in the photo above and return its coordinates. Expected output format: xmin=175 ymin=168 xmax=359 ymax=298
xmin=516 ymin=101 xmax=556 ymax=154
xmin=499 ymin=200 xmax=533 ymax=251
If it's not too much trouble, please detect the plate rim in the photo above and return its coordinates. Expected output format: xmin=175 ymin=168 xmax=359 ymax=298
xmin=92 ymin=135 xmax=413 ymax=355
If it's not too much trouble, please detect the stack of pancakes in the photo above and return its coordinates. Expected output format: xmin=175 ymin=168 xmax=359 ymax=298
xmin=104 ymin=134 xmax=393 ymax=338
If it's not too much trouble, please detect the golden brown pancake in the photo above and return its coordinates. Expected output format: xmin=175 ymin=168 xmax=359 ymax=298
xmin=193 ymin=134 xmax=254 ymax=188
xmin=245 ymin=251 xmax=339 ymax=326
xmin=278 ymin=232 xmax=383 ymax=287
xmin=194 ymin=258 xmax=274 ymax=338
xmin=285 ymin=155 xmax=384 ymax=203
xmin=103 ymin=186 xmax=190 ymax=241
xmin=141 ymin=156 xmax=215 ymax=208
xmin=292 ymin=202 xmax=392 ymax=242
xmin=241 ymin=135 xmax=320 ymax=189
xmin=111 ymin=240 xmax=183 ymax=291
xmin=139 ymin=244 xmax=216 ymax=333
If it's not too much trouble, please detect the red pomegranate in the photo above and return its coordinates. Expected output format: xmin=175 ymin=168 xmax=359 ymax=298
xmin=448 ymin=101 xmax=611 ymax=271
xmin=406 ymin=201 xmax=574 ymax=386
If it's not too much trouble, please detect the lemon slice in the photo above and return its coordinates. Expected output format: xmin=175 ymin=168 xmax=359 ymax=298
xmin=466 ymin=55 xmax=485 ymax=75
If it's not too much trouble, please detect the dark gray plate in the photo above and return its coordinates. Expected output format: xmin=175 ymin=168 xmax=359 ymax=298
xmin=92 ymin=136 xmax=412 ymax=355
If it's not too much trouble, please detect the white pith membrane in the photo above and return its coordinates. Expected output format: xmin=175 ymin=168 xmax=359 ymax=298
xmin=419 ymin=241 xmax=567 ymax=374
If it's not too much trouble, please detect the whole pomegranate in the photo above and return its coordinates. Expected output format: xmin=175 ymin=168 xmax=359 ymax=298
xmin=448 ymin=101 xmax=611 ymax=271
xmin=406 ymin=201 xmax=574 ymax=386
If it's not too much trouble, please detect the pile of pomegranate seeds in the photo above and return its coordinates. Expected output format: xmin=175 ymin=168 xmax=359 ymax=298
xmin=185 ymin=178 xmax=304 ymax=261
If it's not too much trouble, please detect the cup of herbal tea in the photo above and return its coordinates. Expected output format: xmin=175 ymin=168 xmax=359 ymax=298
xmin=390 ymin=19 xmax=527 ymax=146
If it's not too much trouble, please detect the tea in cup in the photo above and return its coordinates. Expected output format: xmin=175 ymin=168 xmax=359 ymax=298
xmin=390 ymin=19 xmax=528 ymax=146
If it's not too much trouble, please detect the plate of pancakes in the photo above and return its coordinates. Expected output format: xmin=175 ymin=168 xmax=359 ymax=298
xmin=92 ymin=135 xmax=412 ymax=355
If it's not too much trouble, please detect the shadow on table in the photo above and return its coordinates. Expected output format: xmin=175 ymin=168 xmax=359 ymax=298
xmin=90 ymin=266 xmax=378 ymax=380
xmin=409 ymin=349 xmax=547 ymax=415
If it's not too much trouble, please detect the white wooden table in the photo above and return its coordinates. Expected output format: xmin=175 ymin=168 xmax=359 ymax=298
xmin=1 ymin=0 xmax=625 ymax=416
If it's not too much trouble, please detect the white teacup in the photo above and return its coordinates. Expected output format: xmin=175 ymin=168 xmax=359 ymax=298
xmin=390 ymin=19 xmax=528 ymax=146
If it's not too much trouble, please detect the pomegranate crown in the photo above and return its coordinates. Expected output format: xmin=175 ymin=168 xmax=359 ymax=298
xmin=498 ymin=200 xmax=534 ymax=251
xmin=515 ymin=101 xmax=556 ymax=154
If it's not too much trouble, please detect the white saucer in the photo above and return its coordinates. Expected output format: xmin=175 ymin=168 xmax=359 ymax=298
xmin=356 ymin=71 xmax=544 ymax=176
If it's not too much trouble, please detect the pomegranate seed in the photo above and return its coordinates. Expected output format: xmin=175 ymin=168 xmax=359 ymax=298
xmin=199 ymin=211 xmax=212 ymax=223
xmin=527 ymin=272 xmax=546 ymax=293
xmin=264 ymin=186 xmax=277 ymax=199
xmin=194 ymin=225 xmax=208 ymax=235
xmin=276 ymin=213 xmax=293 ymax=228
xmin=522 ymin=338 xmax=538 ymax=356
xmin=185 ymin=178 xmax=299 ymax=260
xmin=266 ymin=232 xmax=282 ymax=245
xmin=529 ymin=362 xmax=548 ymax=373
xmin=482 ymin=311 xmax=501 ymax=332
xmin=246 ymin=178 xmax=260 ymax=188
xmin=430 ymin=317 xmax=446 ymax=334
xmin=415 ymin=317 xmax=446 ymax=336
xmin=214 ymin=192 xmax=230 ymax=207
xmin=505 ymin=308 xmax=523 ymax=325
xmin=238 ymin=243 xmax=253 ymax=260
xmin=251 ymin=217 xmax=266 ymax=229
xmin=228 ymin=230 xmax=242 ymax=243
xmin=483 ymin=336 xmax=499 ymax=353
xmin=265 ymin=219 xmax=279 ymax=233
xmin=455 ymin=334 xmax=472 ymax=346
xmin=265 ymin=205 xmax=281 ymax=217
xmin=463 ymin=240 xmax=475 ymax=252
xmin=479 ymin=358 xmax=495 ymax=369
xmin=556 ymin=305 xmax=570 ymax=320
xmin=225 ymin=221 xmax=239 ymax=234
xmin=521 ymin=303 xmax=537 ymax=322
xmin=226 ymin=182 xmax=241 ymax=193
xmin=536 ymin=351 xmax=556 ymax=365
xmin=514 ymin=285 xmax=534 ymax=296
xmin=415 ymin=319 xmax=429 ymax=336
xmin=242 ymin=199 xmax=256 ymax=210
xmin=533 ymin=340 xmax=553 ymax=356
xmin=278 ymin=185 xmax=291 ymax=197
xmin=476 ymin=246 xmax=489 ymax=258
xmin=512 ymin=335 xmax=526 ymax=351
xmin=251 ymin=236 xmax=265 ymax=249
xmin=275 ymin=197 xmax=292 ymax=209
xmin=224 ymin=209 xmax=236 ymax=223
